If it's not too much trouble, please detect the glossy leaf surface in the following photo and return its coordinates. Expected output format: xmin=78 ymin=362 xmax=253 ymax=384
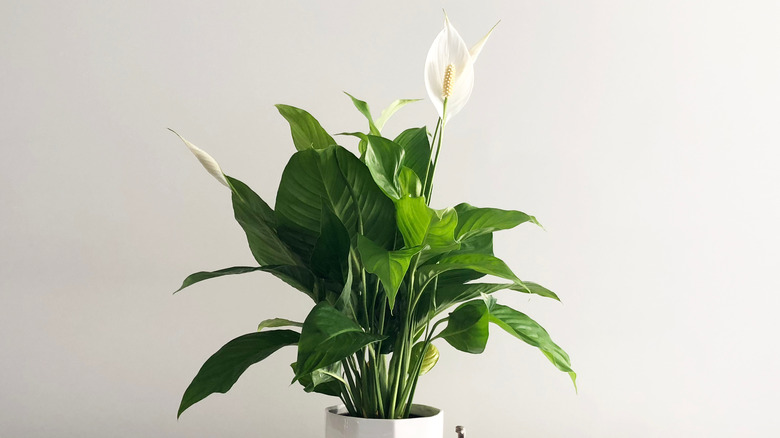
xmin=486 ymin=299 xmax=576 ymax=388
xmin=275 ymin=104 xmax=336 ymax=151
xmin=275 ymin=146 xmax=396 ymax=261
xmin=365 ymin=135 xmax=405 ymax=200
xmin=357 ymin=235 xmax=420 ymax=310
xmin=393 ymin=128 xmax=431 ymax=186
xmin=454 ymin=203 xmax=541 ymax=241
xmin=295 ymin=303 xmax=385 ymax=380
xmin=437 ymin=300 xmax=489 ymax=353
xmin=227 ymin=176 xmax=300 ymax=266
xmin=178 ymin=330 xmax=299 ymax=418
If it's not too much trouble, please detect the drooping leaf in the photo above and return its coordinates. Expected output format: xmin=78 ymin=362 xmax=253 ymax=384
xmin=295 ymin=302 xmax=385 ymax=380
xmin=410 ymin=342 xmax=440 ymax=376
xmin=344 ymin=92 xmax=380 ymax=136
xmin=257 ymin=318 xmax=303 ymax=331
xmin=393 ymin=127 xmax=431 ymax=187
xmin=437 ymin=300 xmax=489 ymax=354
xmin=357 ymin=235 xmax=420 ymax=310
xmin=175 ymin=266 xmax=265 ymax=293
xmin=365 ymin=135 xmax=405 ymax=200
xmin=275 ymin=146 xmax=396 ymax=261
xmin=178 ymin=330 xmax=299 ymax=418
xmin=485 ymin=298 xmax=576 ymax=389
xmin=226 ymin=176 xmax=300 ymax=266
xmin=174 ymin=264 xmax=320 ymax=301
xmin=375 ymin=99 xmax=421 ymax=132
xmin=454 ymin=203 xmax=541 ymax=241
xmin=275 ymin=104 xmax=336 ymax=151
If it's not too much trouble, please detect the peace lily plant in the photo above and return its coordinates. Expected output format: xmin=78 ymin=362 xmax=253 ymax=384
xmin=173 ymin=13 xmax=575 ymax=421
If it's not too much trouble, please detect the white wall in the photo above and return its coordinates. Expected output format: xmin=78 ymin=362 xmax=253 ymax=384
xmin=2 ymin=1 xmax=778 ymax=436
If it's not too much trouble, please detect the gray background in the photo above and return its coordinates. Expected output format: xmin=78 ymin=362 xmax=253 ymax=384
xmin=2 ymin=0 xmax=778 ymax=437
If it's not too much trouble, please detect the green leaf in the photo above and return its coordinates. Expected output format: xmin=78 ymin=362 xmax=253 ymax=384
xmin=437 ymin=300 xmax=489 ymax=354
xmin=174 ymin=264 xmax=322 ymax=302
xmin=226 ymin=176 xmax=300 ymax=266
xmin=357 ymin=235 xmax=420 ymax=310
xmin=394 ymin=196 xmax=458 ymax=253
xmin=410 ymin=342 xmax=440 ymax=376
xmin=418 ymin=253 xmax=524 ymax=289
xmin=275 ymin=146 xmax=396 ymax=261
xmin=344 ymin=92 xmax=379 ymax=135
xmin=365 ymin=135 xmax=405 ymax=200
xmin=454 ymin=203 xmax=541 ymax=241
xmin=432 ymin=282 xmax=559 ymax=314
xmin=275 ymin=104 xmax=336 ymax=151
xmin=291 ymin=362 xmax=344 ymax=397
xmin=310 ymin=204 xmax=351 ymax=283
xmin=336 ymin=132 xmax=369 ymax=158
xmin=485 ymin=299 xmax=576 ymax=389
xmin=295 ymin=303 xmax=385 ymax=380
xmin=257 ymin=318 xmax=303 ymax=331
xmin=175 ymin=266 xmax=264 ymax=293
xmin=375 ymin=99 xmax=421 ymax=132
xmin=398 ymin=166 xmax=422 ymax=197
xmin=393 ymin=128 xmax=431 ymax=187
xmin=178 ymin=330 xmax=299 ymax=418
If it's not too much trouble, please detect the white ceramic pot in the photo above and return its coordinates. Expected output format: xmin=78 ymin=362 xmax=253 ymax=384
xmin=325 ymin=404 xmax=444 ymax=438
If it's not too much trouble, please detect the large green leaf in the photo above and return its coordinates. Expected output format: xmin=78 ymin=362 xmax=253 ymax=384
xmin=437 ymin=300 xmax=489 ymax=354
xmin=485 ymin=297 xmax=576 ymax=389
xmin=344 ymin=92 xmax=380 ymax=136
xmin=357 ymin=235 xmax=420 ymax=310
xmin=226 ymin=176 xmax=300 ymax=266
xmin=375 ymin=99 xmax=421 ymax=132
xmin=295 ymin=302 xmax=385 ymax=380
xmin=275 ymin=104 xmax=336 ymax=151
xmin=310 ymin=204 xmax=351 ymax=284
xmin=275 ymin=146 xmax=396 ymax=261
xmin=393 ymin=128 xmax=431 ymax=187
xmin=395 ymin=196 xmax=458 ymax=255
xmin=178 ymin=330 xmax=299 ymax=418
xmin=365 ymin=135 xmax=405 ymax=200
xmin=454 ymin=203 xmax=541 ymax=241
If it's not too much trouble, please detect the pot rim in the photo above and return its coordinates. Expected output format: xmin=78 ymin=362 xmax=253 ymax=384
xmin=325 ymin=404 xmax=442 ymax=421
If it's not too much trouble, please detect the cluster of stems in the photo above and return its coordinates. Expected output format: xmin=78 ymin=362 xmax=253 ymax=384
xmin=336 ymin=100 xmax=450 ymax=419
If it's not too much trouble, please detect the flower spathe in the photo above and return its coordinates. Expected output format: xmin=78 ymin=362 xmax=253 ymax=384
xmin=169 ymin=128 xmax=229 ymax=188
xmin=424 ymin=12 xmax=498 ymax=123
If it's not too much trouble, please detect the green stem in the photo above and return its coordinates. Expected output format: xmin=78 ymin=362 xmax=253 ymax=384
xmin=425 ymin=98 xmax=448 ymax=205
xmin=422 ymin=118 xmax=442 ymax=197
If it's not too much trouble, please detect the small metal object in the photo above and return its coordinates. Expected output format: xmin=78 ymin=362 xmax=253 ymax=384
xmin=455 ymin=425 xmax=465 ymax=438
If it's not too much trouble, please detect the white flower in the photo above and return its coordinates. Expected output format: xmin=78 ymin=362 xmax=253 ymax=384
xmin=424 ymin=12 xmax=498 ymax=123
xmin=169 ymin=129 xmax=229 ymax=187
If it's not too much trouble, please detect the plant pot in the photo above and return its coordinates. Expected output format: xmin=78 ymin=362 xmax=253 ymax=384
xmin=325 ymin=404 xmax=444 ymax=438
